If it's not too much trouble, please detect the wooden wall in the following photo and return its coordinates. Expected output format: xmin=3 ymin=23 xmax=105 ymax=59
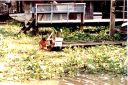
xmin=9 ymin=1 xmax=127 ymax=19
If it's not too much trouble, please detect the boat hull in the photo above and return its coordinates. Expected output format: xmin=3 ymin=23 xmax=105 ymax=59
xmin=9 ymin=13 xmax=32 ymax=22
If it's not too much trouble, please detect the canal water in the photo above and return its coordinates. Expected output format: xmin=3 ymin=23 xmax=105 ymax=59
xmin=0 ymin=74 xmax=127 ymax=85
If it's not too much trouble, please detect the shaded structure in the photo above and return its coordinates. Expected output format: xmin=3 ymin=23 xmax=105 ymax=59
xmin=0 ymin=0 xmax=127 ymax=33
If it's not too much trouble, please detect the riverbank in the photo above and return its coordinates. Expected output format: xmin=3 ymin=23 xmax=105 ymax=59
xmin=0 ymin=74 xmax=127 ymax=85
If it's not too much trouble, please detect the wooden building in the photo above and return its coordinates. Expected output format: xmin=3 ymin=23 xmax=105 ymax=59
xmin=0 ymin=0 xmax=127 ymax=24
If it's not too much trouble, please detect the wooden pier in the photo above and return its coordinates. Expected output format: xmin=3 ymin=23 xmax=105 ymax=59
xmin=9 ymin=13 xmax=127 ymax=23
xmin=8 ymin=2 xmax=127 ymax=26
xmin=37 ymin=19 xmax=127 ymax=24
xmin=35 ymin=3 xmax=127 ymax=26
xmin=9 ymin=13 xmax=127 ymax=24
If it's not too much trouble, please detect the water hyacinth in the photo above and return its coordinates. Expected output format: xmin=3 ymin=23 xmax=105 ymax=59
xmin=0 ymin=24 xmax=127 ymax=81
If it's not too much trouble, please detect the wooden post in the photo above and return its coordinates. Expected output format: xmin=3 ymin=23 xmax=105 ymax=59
xmin=16 ymin=1 xmax=19 ymax=13
xmin=123 ymin=0 xmax=126 ymax=21
xmin=16 ymin=1 xmax=23 ymax=13
xmin=80 ymin=13 xmax=84 ymax=32
xmin=109 ymin=0 xmax=116 ymax=36
xmin=19 ymin=1 xmax=23 ymax=13
xmin=85 ymin=2 xmax=93 ymax=19
xmin=32 ymin=1 xmax=35 ymax=18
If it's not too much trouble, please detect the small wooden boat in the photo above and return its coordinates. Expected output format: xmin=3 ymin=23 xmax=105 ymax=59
xmin=9 ymin=13 xmax=32 ymax=22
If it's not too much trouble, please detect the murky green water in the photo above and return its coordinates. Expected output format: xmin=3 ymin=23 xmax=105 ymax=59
xmin=0 ymin=74 xmax=127 ymax=85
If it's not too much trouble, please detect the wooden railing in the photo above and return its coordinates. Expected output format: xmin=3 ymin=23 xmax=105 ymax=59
xmin=35 ymin=3 xmax=86 ymax=23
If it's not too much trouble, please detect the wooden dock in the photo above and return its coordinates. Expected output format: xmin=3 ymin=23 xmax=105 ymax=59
xmin=9 ymin=3 xmax=126 ymax=25
xmin=9 ymin=12 xmax=127 ymax=26
xmin=37 ymin=18 xmax=127 ymax=27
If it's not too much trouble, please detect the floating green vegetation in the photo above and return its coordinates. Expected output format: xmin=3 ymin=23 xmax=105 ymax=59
xmin=0 ymin=45 xmax=127 ymax=81
xmin=0 ymin=24 xmax=126 ymax=81
xmin=62 ymin=26 xmax=122 ymax=42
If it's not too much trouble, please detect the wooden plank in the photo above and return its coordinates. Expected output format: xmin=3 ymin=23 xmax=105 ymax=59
xmin=0 ymin=22 xmax=7 ymax=24
xmin=62 ymin=41 xmax=126 ymax=48
xmin=37 ymin=19 xmax=127 ymax=23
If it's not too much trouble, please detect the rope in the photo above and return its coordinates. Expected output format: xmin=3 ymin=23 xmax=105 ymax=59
xmin=47 ymin=32 xmax=54 ymax=40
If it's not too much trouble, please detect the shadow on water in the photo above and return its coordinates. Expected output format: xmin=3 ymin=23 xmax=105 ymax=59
xmin=0 ymin=74 xmax=127 ymax=85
